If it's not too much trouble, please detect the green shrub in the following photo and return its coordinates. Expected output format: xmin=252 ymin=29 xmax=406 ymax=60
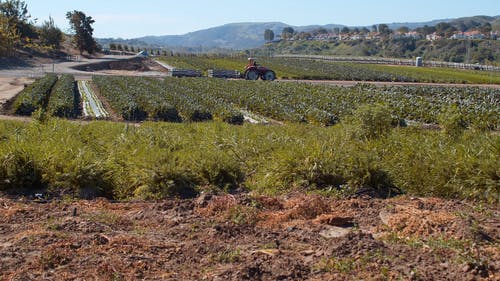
xmin=0 ymin=148 xmax=44 ymax=193
xmin=346 ymin=103 xmax=394 ymax=139
xmin=438 ymin=106 xmax=468 ymax=138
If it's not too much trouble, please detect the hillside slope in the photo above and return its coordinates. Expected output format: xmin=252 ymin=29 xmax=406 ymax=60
xmin=97 ymin=15 xmax=499 ymax=50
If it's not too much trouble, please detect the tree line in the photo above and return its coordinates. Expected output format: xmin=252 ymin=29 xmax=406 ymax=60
xmin=0 ymin=0 xmax=98 ymax=57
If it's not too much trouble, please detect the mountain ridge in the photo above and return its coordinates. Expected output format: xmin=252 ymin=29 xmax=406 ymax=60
xmin=97 ymin=15 xmax=500 ymax=50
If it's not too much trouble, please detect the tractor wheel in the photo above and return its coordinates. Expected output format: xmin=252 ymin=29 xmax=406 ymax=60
xmin=245 ymin=69 xmax=259 ymax=80
xmin=262 ymin=70 xmax=276 ymax=81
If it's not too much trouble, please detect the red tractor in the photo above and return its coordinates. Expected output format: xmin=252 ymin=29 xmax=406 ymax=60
xmin=244 ymin=58 xmax=276 ymax=81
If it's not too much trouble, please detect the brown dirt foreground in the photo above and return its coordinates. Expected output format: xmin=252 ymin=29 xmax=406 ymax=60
xmin=0 ymin=194 xmax=498 ymax=281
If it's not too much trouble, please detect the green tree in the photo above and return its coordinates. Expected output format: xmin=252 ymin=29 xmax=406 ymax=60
xmin=341 ymin=27 xmax=350 ymax=34
xmin=281 ymin=27 xmax=294 ymax=40
xmin=109 ymin=43 xmax=116 ymax=50
xmin=117 ymin=44 xmax=123 ymax=51
xmin=480 ymin=23 xmax=492 ymax=37
xmin=123 ymin=45 xmax=129 ymax=52
xmin=378 ymin=24 xmax=392 ymax=37
xmin=397 ymin=26 xmax=410 ymax=34
xmin=0 ymin=13 xmax=19 ymax=56
xmin=39 ymin=16 xmax=63 ymax=49
xmin=66 ymin=10 xmax=98 ymax=54
xmin=0 ymin=0 xmax=35 ymax=39
xmin=264 ymin=29 xmax=274 ymax=41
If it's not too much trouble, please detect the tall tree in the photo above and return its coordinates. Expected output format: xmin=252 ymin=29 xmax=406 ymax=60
xmin=66 ymin=10 xmax=98 ymax=54
xmin=39 ymin=16 xmax=62 ymax=49
xmin=264 ymin=29 xmax=274 ymax=41
xmin=378 ymin=24 xmax=392 ymax=37
xmin=281 ymin=27 xmax=294 ymax=40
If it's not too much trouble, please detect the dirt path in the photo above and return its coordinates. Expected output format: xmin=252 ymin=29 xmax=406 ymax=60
xmin=0 ymin=194 xmax=497 ymax=281
xmin=0 ymin=77 xmax=34 ymax=105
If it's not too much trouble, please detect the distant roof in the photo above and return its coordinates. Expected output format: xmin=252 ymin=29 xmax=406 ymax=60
xmin=137 ymin=51 xmax=149 ymax=57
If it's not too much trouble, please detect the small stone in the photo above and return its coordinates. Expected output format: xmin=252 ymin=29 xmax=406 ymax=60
xmin=379 ymin=210 xmax=391 ymax=225
xmin=195 ymin=193 xmax=212 ymax=207
xmin=302 ymin=250 xmax=315 ymax=256
xmin=94 ymin=234 xmax=110 ymax=245
xmin=319 ymin=225 xmax=351 ymax=239
xmin=462 ymin=264 xmax=471 ymax=272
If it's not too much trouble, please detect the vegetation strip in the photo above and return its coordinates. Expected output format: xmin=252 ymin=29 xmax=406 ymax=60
xmin=0 ymin=119 xmax=497 ymax=203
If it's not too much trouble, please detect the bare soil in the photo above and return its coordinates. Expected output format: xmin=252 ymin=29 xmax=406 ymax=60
xmin=0 ymin=194 xmax=497 ymax=281
xmin=0 ymin=77 xmax=33 ymax=105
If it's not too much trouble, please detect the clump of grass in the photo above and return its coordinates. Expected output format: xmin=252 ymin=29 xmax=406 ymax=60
xmin=345 ymin=103 xmax=394 ymax=140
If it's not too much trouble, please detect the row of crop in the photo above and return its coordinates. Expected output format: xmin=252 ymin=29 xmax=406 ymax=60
xmin=13 ymin=74 xmax=58 ymax=115
xmin=91 ymin=75 xmax=499 ymax=128
xmin=92 ymin=76 xmax=175 ymax=121
xmin=46 ymin=75 xmax=79 ymax=118
xmin=92 ymin=76 xmax=243 ymax=124
xmin=152 ymin=77 xmax=499 ymax=128
xmin=162 ymin=78 xmax=244 ymax=124
xmin=13 ymin=74 xmax=80 ymax=118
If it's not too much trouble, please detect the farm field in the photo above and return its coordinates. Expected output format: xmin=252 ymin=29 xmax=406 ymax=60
xmin=90 ymin=76 xmax=499 ymax=129
xmin=158 ymin=55 xmax=500 ymax=84
xmin=0 ymin=62 xmax=499 ymax=280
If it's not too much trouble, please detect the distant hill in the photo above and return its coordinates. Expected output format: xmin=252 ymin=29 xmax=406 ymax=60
xmin=97 ymin=15 xmax=499 ymax=50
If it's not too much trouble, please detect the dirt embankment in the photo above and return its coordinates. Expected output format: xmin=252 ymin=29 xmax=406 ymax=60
xmin=0 ymin=194 xmax=497 ymax=281
xmin=0 ymin=77 xmax=33 ymax=104
xmin=71 ymin=57 xmax=167 ymax=74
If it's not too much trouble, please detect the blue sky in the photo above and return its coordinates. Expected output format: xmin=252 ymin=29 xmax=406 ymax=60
xmin=24 ymin=0 xmax=499 ymax=38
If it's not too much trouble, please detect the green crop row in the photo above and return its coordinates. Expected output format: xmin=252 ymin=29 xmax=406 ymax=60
xmin=0 ymin=119 xmax=497 ymax=203
xmin=92 ymin=76 xmax=243 ymax=124
xmin=13 ymin=74 xmax=58 ymax=116
xmin=46 ymin=74 xmax=79 ymax=118
xmin=13 ymin=74 xmax=80 ymax=118
xmin=130 ymin=77 xmax=498 ymax=129
xmin=92 ymin=75 xmax=499 ymax=129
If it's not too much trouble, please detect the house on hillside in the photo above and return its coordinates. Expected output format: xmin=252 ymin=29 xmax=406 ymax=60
xmin=426 ymin=33 xmax=442 ymax=41
xmin=450 ymin=31 xmax=486 ymax=40
xmin=464 ymin=31 xmax=485 ymax=40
